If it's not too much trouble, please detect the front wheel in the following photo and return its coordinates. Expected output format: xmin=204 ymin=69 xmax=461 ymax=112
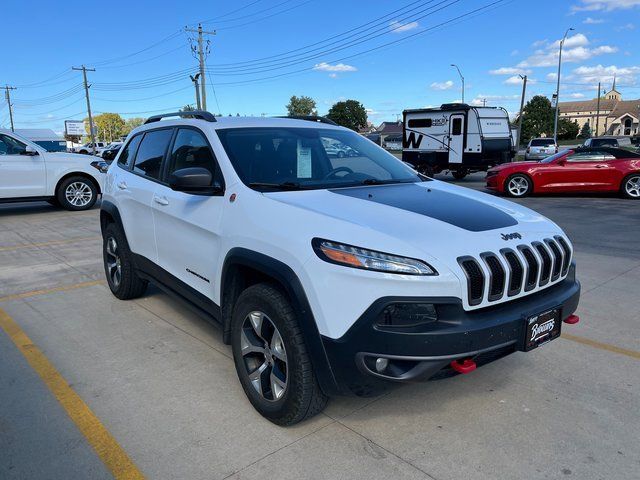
xmin=57 ymin=176 xmax=98 ymax=211
xmin=231 ymin=283 xmax=328 ymax=426
xmin=621 ymin=174 xmax=640 ymax=199
xmin=103 ymin=223 xmax=148 ymax=300
xmin=505 ymin=174 xmax=532 ymax=198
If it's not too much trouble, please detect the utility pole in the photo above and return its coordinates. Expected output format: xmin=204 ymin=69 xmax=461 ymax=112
xmin=516 ymin=75 xmax=528 ymax=151
xmin=595 ymin=82 xmax=601 ymax=137
xmin=185 ymin=24 xmax=216 ymax=111
xmin=190 ymin=73 xmax=202 ymax=109
xmin=72 ymin=65 xmax=96 ymax=154
xmin=553 ymin=27 xmax=574 ymax=141
xmin=4 ymin=85 xmax=16 ymax=132
xmin=451 ymin=64 xmax=465 ymax=103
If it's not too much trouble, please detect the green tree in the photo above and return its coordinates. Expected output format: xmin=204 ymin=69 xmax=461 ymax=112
xmin=123 ymin=117 xmax=145 ymax=135
xmin=326 ymin=100 xmax=368 ymax=131
xmin=521 ymin=95 xmax=554 ymax=142
xmin=579 ymin=122 xmax=592 ymax=139
xmin=84 ymin=113 xmax=126 ymax=143
xmin=557 ymin=118 xmax=580 ymax=140
xmin=286 ymin=95 xmax=317 ymax=116
xmin=180 ymin=105 xmax=196 ymax=112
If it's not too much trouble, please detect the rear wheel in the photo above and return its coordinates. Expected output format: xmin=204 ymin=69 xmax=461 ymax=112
xmin=103 ymin=223 xmax=148 ymax=300
xmin=452 ymin=169 xmax=468 ymax=180
xmin=56 ymin=176 xmax=97 ymax=211
xmin=505 ymin=174 xmax=532 ymax=198
xmin=621 ymin=174 xmax=640 ymax=199
xmin=231 ymin=283 xmax=327 ymax=426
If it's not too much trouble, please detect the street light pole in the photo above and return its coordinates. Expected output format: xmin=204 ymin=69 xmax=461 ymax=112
xmin=451 ymin=64 xmax=465 ymax=103
xmin=553 ymin=27 xmax=574 ymax=141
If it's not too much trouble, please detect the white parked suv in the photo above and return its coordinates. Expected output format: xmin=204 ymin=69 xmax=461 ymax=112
xmin=101 ymin=111 xmax=581 ymax=425
xmin=0 ymin=130 xmax=106 ymax=210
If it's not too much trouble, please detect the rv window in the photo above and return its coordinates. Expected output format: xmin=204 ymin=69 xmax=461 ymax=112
xmin=408 ymin=118 xmax=432 ymax=128
xmin=452 ymin=118 xmax=462 ymax=136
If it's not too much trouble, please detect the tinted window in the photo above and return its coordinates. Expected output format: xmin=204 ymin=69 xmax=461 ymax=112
xmin=118 ymin=134 xmax=142 ymax=168
xmin=132 ymin=129 xmax=173 ymax=180
xmin=408 ymin=118 xmax=432 ymax=128
xmin=168 ymin=129 xmax=218 ymax=181
xmin=216 ymin=127 xmax=420 ymax=190
xmin=592 ymin=139 xmax=618 ymax=147
xmin=451 ymin=118 xmax=462 ymax=136
xmin=530 ymin=139 xmax=555 ymax=146
xmin=0 ymin=135 xmax=26 ymax=155
xmin=567 ymin=151 xmax=605 ymax=162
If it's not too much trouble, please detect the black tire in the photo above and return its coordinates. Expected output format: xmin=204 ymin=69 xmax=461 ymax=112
xmin=102 ymin=223 xmax=148 ymax=300
xmin=231 ymin=283 xmax=328 ymax=426
xmin=504 ymin=174 xmax=532 ymax=198
xmin=452 ymin=169 xmax=468 ymax=180
xmin=621 ymin=174 xmax=640 ymax=199
xmin=56 ymin=176 xmax=98 ymax=211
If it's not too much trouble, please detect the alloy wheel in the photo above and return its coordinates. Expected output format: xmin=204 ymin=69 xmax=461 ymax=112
xmin=625 ymin=176 xmax=640 ymax=198
xmin=65 ymin=181 xmax=93 ymax=207
xmin=507 ymin=176 xmax=529 ymax=197
xmin=105 ymin=237 xmax=122 ymax=288
xmin=240 ymin=311 xmax=288 ymax=402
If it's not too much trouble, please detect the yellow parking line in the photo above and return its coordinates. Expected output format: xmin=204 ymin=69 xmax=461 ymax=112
xmin=0 ymin=279 xmax=105 ymax=303
xmin=0 ymin=235 xmax=101 ymax=253
xmin=562 ymin=333 xmax=640 ymax=360
xmin=0 ymin=307 xmax=145 ymax=479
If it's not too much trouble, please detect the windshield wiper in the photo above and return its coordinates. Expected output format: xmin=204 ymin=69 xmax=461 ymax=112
xmin=248 ymin=181 xmax=311 ymax=191
xmin=361 ymin=178 xmax=415 ymax=186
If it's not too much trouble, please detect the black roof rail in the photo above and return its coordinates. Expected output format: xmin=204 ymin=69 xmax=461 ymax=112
xmin=144 ymin=110 xmax=217 ymax=124
xmin=276 ymin=115 xmax=338 ymax=126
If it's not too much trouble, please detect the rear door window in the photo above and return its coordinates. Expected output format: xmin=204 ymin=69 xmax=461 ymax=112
xmin=132 ymin=129 xmax=174 ymax=181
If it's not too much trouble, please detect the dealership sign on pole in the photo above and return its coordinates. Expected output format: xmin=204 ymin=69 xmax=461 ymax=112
xmin=64 ymin=120 xmax=86 ymax=136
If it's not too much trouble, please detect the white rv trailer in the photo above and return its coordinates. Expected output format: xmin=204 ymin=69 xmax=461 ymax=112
xmin=402 ymin=103 xmax=514 ymax=179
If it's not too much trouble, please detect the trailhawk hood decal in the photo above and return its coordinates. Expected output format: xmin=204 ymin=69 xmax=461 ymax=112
xmin=329 ymin=183 xmax=517 ymax=232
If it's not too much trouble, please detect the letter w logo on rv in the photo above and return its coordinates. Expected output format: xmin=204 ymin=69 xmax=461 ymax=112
xmin=403 ymin=131 xmax=423 ymax=149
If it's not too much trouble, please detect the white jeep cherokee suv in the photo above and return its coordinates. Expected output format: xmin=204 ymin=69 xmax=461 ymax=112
xmin=0 ymin=130 xmax=106 ymax=210
xmin=101 ymin=112 xmax=580 ymax=425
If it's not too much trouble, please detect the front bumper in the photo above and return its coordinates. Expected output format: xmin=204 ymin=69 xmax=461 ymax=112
xmin=321 ymin=265 xmax=580 ymax=396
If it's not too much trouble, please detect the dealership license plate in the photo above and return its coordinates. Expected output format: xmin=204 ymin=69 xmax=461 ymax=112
xmin=524 ymin=308 xmax=561 ymax=351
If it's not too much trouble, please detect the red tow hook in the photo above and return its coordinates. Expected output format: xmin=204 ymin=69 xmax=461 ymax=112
xmin=564 ymin=314 xmax=580 ymax=325
xmin=450 ymin=358 xmax=477 ymax=374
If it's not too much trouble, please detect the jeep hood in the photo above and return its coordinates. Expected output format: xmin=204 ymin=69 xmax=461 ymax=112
xmin=47 ymin=152 xmax=96 ymax=162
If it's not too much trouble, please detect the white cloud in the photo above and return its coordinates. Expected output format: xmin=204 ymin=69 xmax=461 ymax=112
xmin=583 ymin=16 xmax=604 ymax=23
xmin=569 ymin=64 xmax=640 ymax=85
xmin=470 ymin=94 xmax=520 ymax=106
xmin=313 ymin=62 xmax=357 ymax=72
xmin=518 ymin=34 xmax=617 ymax=67
xmin=546 ymin=72 xmax=558 ymax=81
xmin=489 ymin=67 xmax=532 ymax=75
xmin=616 ymin=23 xmax=635 ymax=31
xmin=572 ymin=0 xmax=640 ymax=12
xmin=430 ymin=80 xmax=454 ymax=90
xmin=567 ymin=92 xmax=586 ymax=98
xmin=389 ymin=20 xmax=419 ymax=33
xmin=504 ymin=75 xmax=537 ymax=85
xmin=328 ymin=73 xmax=338 ymax=78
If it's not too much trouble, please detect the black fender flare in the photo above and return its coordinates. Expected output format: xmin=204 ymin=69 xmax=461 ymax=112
xmin=100 ymin=200 xmax=124 ymax=234
xmin=221 ymin=248 xmax=339 ymax=395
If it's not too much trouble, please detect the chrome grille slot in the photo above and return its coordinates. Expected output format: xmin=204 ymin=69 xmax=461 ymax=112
xmin=533 ymin=242 xmax=552 ymax=286
xmin=554 ymin=236 xmax=571 ymax=276
xmin=501 ymin=249 xmax=524 ymax=296
xmin=545 ymin=238 xmax=563 ymax=281
xmin=481 ymin=253 xmax=506 ymax=301
xmin=458 ymin=257 xmax=485 ymax=306
xmin=518 ymin=245 xmax=539 ymax=292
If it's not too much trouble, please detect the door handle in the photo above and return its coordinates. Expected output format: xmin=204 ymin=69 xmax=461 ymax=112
xmin=595 ymin=165 xmax=607 ymax=168
xmin=117 ymin=181 xmax=128 ymax=190
xmin=153 ymin=195 xmax=169 ymax=206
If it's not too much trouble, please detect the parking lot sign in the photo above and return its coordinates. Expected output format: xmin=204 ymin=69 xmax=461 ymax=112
xmin=65 ymin=120 xmax=86 ymax=137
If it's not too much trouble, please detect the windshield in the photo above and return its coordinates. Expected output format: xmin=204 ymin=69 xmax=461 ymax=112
xmin=530 ymin=139 xmax=555 ymax=146
xmin=216 ymin=127 xmax=422 ymax=190
xmin=540 ymin=149 xmax=571 ymax=163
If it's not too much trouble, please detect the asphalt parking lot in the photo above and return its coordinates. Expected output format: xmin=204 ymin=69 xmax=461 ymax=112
xmin=1 ymin=173 xmax=639 ymax=480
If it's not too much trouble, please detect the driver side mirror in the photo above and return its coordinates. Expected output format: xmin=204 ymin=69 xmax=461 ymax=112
xmin=168 ymin=167 xmax=223 ymax=196
xmin=22 ymin=145 xmax=39 ymax=156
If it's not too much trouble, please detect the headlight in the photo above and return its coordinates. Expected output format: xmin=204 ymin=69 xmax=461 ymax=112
xmin=312 ymin=239 xmax=437 ymax=275
xmin=90 ymin=160 xmax=109 ymax=173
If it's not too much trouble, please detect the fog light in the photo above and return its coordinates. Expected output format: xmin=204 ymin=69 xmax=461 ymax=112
xmin=377 ymin=303 xmax=437 ymax=329
xmin=375 ymin=357 xmax=389 ymax=373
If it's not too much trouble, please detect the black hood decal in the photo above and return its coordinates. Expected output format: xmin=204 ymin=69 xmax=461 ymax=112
xmin=331 ymin=183 xmax=518 ymax=232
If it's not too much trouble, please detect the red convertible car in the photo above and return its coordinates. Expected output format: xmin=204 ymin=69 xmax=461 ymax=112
xmin=486 ymin=147 xmax=640 ymax=199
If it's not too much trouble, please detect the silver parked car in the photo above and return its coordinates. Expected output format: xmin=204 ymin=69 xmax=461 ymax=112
xmin=525 ymin=138 xmax=557 ymax=161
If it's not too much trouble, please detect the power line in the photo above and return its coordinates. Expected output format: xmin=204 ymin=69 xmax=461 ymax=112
xmin=199 ymin=0 xmax=296 ymax=25
xmin=92 ymin=30 xmax=183 ymax=67
xmin=214 ymin=0 xmax=313 ymax=31
xmin=185 ymin=24 xmax=216 ymax=110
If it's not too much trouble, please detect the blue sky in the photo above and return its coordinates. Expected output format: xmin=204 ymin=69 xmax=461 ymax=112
xmin=2 ymin=0 xmax=639 ymax=133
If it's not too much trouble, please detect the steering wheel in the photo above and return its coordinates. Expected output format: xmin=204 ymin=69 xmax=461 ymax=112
xmin=324 ymin=166 xmax=354 ymax=179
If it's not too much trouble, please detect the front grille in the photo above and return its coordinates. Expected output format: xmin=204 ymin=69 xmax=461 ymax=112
xmin=458 ymin=237 xmax=571 ymax=306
